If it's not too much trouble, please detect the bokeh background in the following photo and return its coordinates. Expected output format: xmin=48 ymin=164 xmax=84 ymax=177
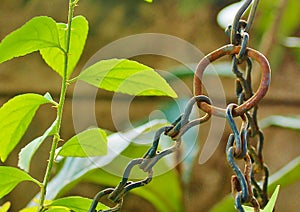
xmin=0 ymin=0 xmax=300 ymax=211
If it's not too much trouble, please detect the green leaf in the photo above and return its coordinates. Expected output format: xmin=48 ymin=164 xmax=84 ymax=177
xmin=77 ymin=59 xmax=177 ymax=98
xmin=242 ymin=186 xmax=280 ymax=212
xmin=263 ymin=185 xmax=280 ymax=212
xmin=0 ymin=16 xmax=60 ymax=64
xmin=0 ymin=166 xmax=40 ymax=198
xmin=31 ymin=119 xmax=182 ymax=212
xmin=45 ymin=208 xmax=69 ymax=212
xmin=30 ymin=120 xmax=168 ymax=201
xmin=57 ymin=128 xmax=107 ymax=157
xmin=268 ymin=156 xmax=300 ymax=192
xmin=0 ymin=202 xmax=10 ymax=212
xmin=243 ymin=206 xmax=259 ymax=211
xmin=18 ymin=118 xmax=58 ymax=172
xmin=0 ymin=93 xmax=53 ymax=162
xmin=209 ymin=195 xmax=234 ymax=212
xmin=40 ymin=16 xmax=88 ymax=78
xmin=19 ymin=207 xmax=38 ymax=212
xmin=48 ymin=196 xmax=109 ymax=212
xmin=43 ymin=92 xmax=58 ymax=105
xmin=243 ymin=206 xmax=258 ymax=212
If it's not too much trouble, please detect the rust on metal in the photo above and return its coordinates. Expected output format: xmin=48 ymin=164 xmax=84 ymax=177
xmin=193 ymin=44 xmax=271 ymax=117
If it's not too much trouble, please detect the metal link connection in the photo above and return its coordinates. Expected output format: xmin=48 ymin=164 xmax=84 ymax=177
xmin=223 ymin=0 xmax=270 ymax=210
xmin=88 ymin=188 xmax=123 ymax=212
xmin=226 ymin=104 xmax=260 ymax=211
xmin=193 ymin=45 xmax=271 ymax=117
xmin=89 ymin=0 xmax=270 ymax=211
xmin=89 ymin=95 xmax=212 ymax=211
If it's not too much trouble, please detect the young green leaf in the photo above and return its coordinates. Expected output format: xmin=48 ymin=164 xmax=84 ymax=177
xmin=43 ymin=208 xmax=69 ymax=212
xmin=262 ymin=185 xmax=280 ymax=212
xmin=0 ymin=166 xmax=40 ymax=199
xmin=0 ymin=202 xmax=10 ymax=212
xmin=43 ymin=92 xmax=58 ymax=105
xmin=242 ymin=186 xmax=280 ymax=212
xmin=268 ymin=156 xmax=300 ymax=192
xmin=48 ymin=196 xmax=109 ymax=212
xmin=18 ymin=118 xmax=58 ymax=172
xmin=40 ymin=16 xmax=88 ymax=78
xmin=57 ymin=128 xmax=107 ymax=157
xmin=0 ymin=93 xmax=53 ymax=162
xmin=0 ymin=16 xmax=61 ymax=64
xmin=77 ymin=59 xmax=177 ymax=98
xmin=242 ymin=206 xmax=259 ymax=212
xmin=19 ymin=207 xmax=38 ymax=212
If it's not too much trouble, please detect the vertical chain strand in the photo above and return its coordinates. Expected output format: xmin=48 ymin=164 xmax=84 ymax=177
xmin=226 ymin=0 xmax=269 ymax=210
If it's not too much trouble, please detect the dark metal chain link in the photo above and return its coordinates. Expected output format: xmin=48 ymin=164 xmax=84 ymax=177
xmin=88 ymin=95 xmax=212 ymax=212
xmin=225 ymin=0 xmax=270 ymax=211
xmin=88 ymin=0 xmax=271 ymax=211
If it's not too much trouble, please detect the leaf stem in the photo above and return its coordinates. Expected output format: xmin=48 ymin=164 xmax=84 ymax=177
xmin=38 ymin=0 xmax=76 ymax=210
xmin=67 ymin=76 xmax=78 ymax=84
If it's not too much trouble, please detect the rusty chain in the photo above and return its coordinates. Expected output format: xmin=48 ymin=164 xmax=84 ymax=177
xmin=88 ymin=95 xmax=212 ymax=212
xmin=227 ymin=0 xmax=270 ymax=210
xmin=89 ymin=0 xmax=271 ymax=211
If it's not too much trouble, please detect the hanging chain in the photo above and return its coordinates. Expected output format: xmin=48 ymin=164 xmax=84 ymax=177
xmin=88 ymin=96 xmax=212 ymax=212
xmin=225 ymin=0 xmax=270 ymax=211
xmin=89 ymin=0 xmax=271 ymax=211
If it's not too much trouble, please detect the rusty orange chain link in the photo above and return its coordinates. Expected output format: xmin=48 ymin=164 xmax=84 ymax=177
xmin=194 ymin=45 xmax=270 ymax=118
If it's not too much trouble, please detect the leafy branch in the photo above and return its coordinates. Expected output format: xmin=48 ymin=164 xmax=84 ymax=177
xmin=38 ymin=0 xmax=77 ymax=210
xmin=0 ymin=0 xmax=176 ymax=211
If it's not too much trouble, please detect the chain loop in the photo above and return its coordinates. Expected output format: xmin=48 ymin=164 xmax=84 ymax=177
xmin=223 ymin=1 xmax=270 ymax=208
xmin=89 ymin=95 xmax=212 ymax=211
xmin=226 ymin=104 xmax=261 ymax=212
xmin=230 ymin=0 xmax=251 ymax=45
xmin=140 ymin=95 xmax=212 ymax=172
xmin=229 ymin=0 xmax=260 ymax=45
xmin=194 ymin=45 xmax=271 ymax=117
xmin=88 ymin=188 xmax=123 ymax=212
xmin=108 ymin=159 xmax=153 ymax=203
xmin=226 ymin=104 xmax=248 ymax=159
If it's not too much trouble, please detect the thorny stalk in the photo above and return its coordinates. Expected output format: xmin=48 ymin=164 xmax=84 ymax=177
xmin=38 ymin=0 xmax=77 ymax=210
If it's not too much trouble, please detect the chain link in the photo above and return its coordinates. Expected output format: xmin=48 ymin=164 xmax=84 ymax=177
xmin=225 ymin=0 xmax=270 ymax=210
xmin=88 ymin=95 xmax=212 ymax=212
xmin=88 ymin=0 xmax=271 ymax=211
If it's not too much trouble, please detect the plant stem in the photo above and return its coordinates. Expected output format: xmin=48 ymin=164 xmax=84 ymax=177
xmin=38 ymin=1 xmax=76 ymax=210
